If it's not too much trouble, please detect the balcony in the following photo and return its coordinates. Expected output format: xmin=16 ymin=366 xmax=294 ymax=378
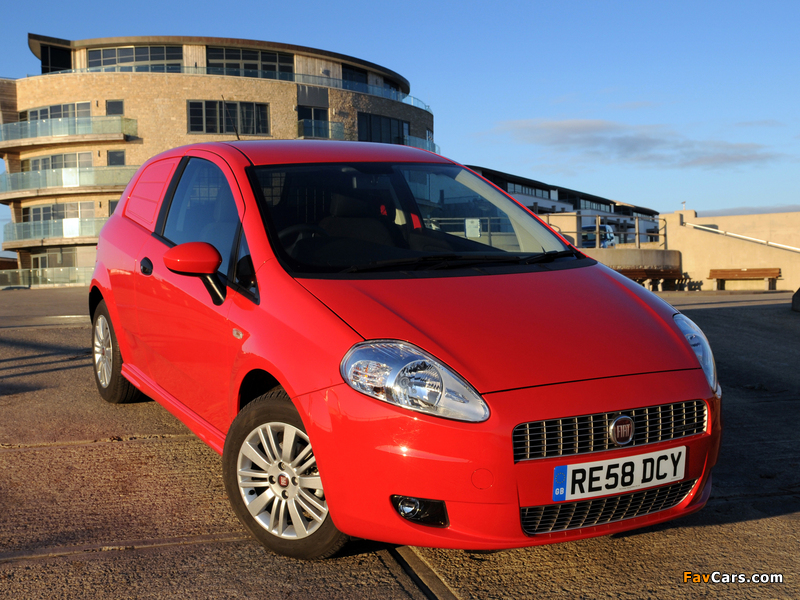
xmin=36 ymin=67 xmax=433 ymax=114
xmin=0 ymin=266 xmax=95 ymax=288
xmin=0 ymin=117 xmax=138 ymax=152
xmin=0 ymin=166 xmax=138 ymax=200
xmin=403 ymin=135 xmax=440 ymax=154
xmin=297 ymin=120 xmax=346 ymax=140
xmin=3 ymin=217 xmax=108 ymax=247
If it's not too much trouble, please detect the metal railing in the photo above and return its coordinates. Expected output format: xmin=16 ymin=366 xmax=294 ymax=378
xmin=4 ymin=217 xmax=108 ymax=242
xmin=683 ymin=221 xmax=800 ymax=254
xmin=425 ymin=216 xmax=518 ymax=251
xmin=297 ymin=120 xmax=346 ymax=140
xmin=0 ymin=116 xmax=138 ymax=143
xmin=403 ymin=135 xmax=440 ymax=154
xmin=0 ymin=267 xmax=94 ymax=287
xmin=34 ymin=66 xmax=433 ymax=114
xmin=543 ymin=214 xmax=666 ymax=249
xmin=0 ymin=166 xmax=138 ymax=194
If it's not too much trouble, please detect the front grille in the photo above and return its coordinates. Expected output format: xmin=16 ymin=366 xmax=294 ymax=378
xmin=521 ymin=479 xmax=697 ymax=535
xmin=512 ymin=400 xmax=707 ymax=462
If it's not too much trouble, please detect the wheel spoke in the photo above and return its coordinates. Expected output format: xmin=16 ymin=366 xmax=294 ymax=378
xmin=268 ymin=496 xmax=280 ymax=533
xmin=266 ymin=425 xmax=282 ymax=463
xmin=281 ymin=426 xmax=297 ymax=463
xmin=276 ymin=497 xmax=289 ymax=535
xmin=238 ymin=468 xmax=270 ymax=479
xmin=297 ymin=489 xmax=327 ymax=519
xmin=246 ymin=488 xmax=274 ymax=517
xmin=298 ymin=475 xmax=323 ymax=490
xmin=257 ymin=427 xmax=278 ymax=463
xmin=290 ymin=444 xmax=313 ymax=469
xmin=287 ymin=499 xmax=309 ymax=538
xmin=296 ymin=454 xmax=317 ymax=474
xmin=240 ymin=441 xmax=271 ymax=471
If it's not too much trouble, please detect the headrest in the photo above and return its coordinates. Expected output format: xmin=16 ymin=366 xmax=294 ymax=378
xmin=330 ymin=191 xmax=396 ymax=221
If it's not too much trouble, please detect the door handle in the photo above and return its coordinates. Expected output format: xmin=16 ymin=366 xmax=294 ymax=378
xmin=140 ymin=257 xmax=153 ymax=276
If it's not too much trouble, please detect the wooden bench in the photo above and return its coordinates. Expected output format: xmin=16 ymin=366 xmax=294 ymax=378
xmin=615 ymin=267 xmax=687 ymax=291
xmin=709 ymin=268 xmax=781 ymax=291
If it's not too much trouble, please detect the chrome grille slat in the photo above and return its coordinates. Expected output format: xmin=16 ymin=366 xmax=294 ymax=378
xmin=520 ymin=480 xmax=697 ymax=534
xmin=512 ymin=400 xmax=707 ymax=462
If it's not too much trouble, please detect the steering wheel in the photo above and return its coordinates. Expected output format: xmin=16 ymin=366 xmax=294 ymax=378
xmin=278 ymin=224 xmax=330 ymax=253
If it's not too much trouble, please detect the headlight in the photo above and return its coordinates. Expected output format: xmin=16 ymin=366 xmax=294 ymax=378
xmin=341 ymin=341 xmax=490 ymax=422
xmin=673 ymin=314 xmax=717 ymax=392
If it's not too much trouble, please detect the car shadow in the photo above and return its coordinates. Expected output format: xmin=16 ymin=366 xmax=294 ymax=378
xmin=616 ymin=301 xmax=800 ymax=535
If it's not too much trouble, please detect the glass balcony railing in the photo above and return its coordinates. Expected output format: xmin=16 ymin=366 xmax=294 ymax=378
xmin=297 ymin=120 xmax=346 ymax=140
xmin=4 ymin=217 xmax=108 ymax=242
xmin=403 ymin=135 xmax=441 ymax=154
xmin=36 ymin=67 xmax=433 ymax=114
xmin=0 ymin=116 xmax=138 ymax=143
xmin=0 ymin=166 xmax=138 ymax=195
xmin=0 ymin=266 xmax=95 ymax=287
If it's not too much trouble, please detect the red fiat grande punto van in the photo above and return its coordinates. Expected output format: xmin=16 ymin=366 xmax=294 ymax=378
xmin=90 ymin=140 xmax=721 ymax=559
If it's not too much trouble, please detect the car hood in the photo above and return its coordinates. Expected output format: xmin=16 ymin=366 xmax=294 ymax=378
xmin=298 ymin=263 xmax=699 ymax=394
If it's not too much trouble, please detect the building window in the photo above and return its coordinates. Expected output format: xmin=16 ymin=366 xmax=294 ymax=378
xmin=109 ymin=200 xmax=119 ymax=215
xmin=106 ymin=100 xmax=124 ymax=116
xmin=22 ymin=202 xmax=95 ymax=222
xmin=32 ymin=248 xmax=78 ymax=268
xmin=40 ymin=45 xmax=71 ymax=74
xmin=206 ymin=47 xmax=293 ymax=79
xmin=357 ymin=112 xmax=409 ymax=145
xmin=343 ymin=65 xmax=368 ymax=90
xmin=20 ymin=102 xmax=91 ymax=121
xmin=87 ymin=46 xmax=183 ymax=72
xmin=508 ymin=183 xmax=550 ymax=200
xmin=298 ymin=106 xmax=330 ymax=138
xmin=21 ymin=152 xmax=92 ymax=172
xmin=107 ymin=151 xmax=125 ymax=166
xmin=187 ymin=101 xmax=269 ymax=135
xmin=579 ymin=199 xmax=613 ymax=213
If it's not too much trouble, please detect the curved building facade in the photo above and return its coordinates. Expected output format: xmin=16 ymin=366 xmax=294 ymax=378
xmin=0 ymin=33 xmax=435 ymax=273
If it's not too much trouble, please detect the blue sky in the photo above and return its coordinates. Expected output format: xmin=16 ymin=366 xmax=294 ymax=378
xmin=2 ymin=0 xmax=799 ymax=253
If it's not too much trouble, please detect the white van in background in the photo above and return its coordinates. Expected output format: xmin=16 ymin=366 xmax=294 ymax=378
xmin=581 ymin=224 xmax=617 ymax=248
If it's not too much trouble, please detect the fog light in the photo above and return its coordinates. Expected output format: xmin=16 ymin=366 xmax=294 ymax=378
xmin=391 ymin=495 xmax=449 ymax=527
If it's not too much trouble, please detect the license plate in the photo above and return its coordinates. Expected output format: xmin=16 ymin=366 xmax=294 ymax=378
xmin=552 ymin=446 xmax=686 ymax=502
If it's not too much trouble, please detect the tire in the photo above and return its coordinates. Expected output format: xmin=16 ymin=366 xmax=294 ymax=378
xmin=92 ymin=299 xmax=142 ymax=404
xmin=222 ymin=389 xmax=348 ymax=560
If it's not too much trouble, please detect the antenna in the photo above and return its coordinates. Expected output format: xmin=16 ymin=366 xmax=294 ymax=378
xmin=221 ymin=96 xmax=240 ymax=141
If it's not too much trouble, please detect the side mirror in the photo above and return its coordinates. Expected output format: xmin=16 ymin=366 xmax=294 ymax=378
xmin=163 ymin=242 xmax=226 ymax=306
xmin=163 ymin=242 xmax=222 ymax=275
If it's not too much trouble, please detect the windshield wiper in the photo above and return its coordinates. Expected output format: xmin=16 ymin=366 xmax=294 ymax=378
xmin=344 ymin=254 xmax=525 ymax=273
xmin=344 ymin=250 xmax=579 ymax=273
xmin=522 ymin=249 xmax=578 ymax=264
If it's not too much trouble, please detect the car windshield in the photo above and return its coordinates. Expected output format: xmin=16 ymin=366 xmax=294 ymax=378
xmin=250 ymin=162 xmax=573 ymax=274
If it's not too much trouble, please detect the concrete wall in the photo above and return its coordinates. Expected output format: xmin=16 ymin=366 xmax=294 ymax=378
xmin=581 ymin=247 xmax=681 ymax=270
xmin=663 ymin=210 xmax=800 ymax=291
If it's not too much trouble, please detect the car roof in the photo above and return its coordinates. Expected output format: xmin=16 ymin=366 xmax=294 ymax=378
xmin=211 ymin=140 xmax=453 ymax=166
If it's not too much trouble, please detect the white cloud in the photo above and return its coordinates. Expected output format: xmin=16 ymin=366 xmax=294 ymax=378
xmin=494 ymin=119 xmax=783 ymax=170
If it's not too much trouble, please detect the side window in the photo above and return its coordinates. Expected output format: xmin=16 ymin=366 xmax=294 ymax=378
xmin=163 ymin=158 xmax=241 ymax=276
xmin=233 ymin=231 xmax=258 ymax=299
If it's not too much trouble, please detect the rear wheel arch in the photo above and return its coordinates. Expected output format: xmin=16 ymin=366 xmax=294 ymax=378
xmin=89 ymin=286 xmax=104 ymax=320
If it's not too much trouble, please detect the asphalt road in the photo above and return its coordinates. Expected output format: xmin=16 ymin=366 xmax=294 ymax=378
xmin=0 ymin=287 xmax=798 ymax=599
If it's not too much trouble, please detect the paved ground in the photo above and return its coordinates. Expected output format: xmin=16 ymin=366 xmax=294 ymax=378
xmin=0 ymin=287 xmax=798 ymax=599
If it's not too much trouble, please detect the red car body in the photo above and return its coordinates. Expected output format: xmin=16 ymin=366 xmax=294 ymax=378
xmin=90 ymin=141 xmax=721 ymax=555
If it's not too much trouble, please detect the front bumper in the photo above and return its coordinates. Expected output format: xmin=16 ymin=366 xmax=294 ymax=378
xmin=295 ymin=368 xmax=721 ymax=549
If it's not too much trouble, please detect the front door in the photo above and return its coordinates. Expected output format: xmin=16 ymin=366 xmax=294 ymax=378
xmin=32 ymin=254 xmax=47 ymax=285
xmin=133 ymin=153 xmax=244 ymax=432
